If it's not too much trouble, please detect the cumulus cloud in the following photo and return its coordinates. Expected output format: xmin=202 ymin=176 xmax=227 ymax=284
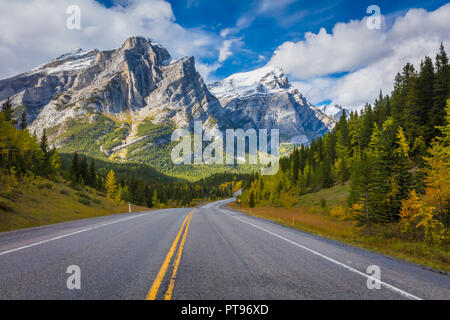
xmin=0 ymin=0 xmax=222 ymax=80
xmin=269 ymin=4 xmax=450 ymax=109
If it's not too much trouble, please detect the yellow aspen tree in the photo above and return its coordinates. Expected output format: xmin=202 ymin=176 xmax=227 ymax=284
xmin=105 ymin=170 xmax=118 ymax=199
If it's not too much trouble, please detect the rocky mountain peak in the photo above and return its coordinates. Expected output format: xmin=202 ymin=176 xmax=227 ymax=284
xmin=119 ymin=36 xmax=171 ymax=66
xmin=0 ymin=36 xmax=334 ymax=166
xmin=208 ymin=65 xmax=333 ymax=145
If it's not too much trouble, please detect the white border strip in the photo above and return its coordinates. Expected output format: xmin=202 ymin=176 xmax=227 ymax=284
xmin=223 ymin=209 xmax=422 ymax=300
xmin=0 ymin=215 xmax=144 ymax=256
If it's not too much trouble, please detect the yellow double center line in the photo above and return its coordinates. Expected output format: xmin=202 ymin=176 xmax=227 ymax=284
xmin=146 ymin=210 xmax=194 ymax=300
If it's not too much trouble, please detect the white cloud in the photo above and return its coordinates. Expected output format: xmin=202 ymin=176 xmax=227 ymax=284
xmin=269 ymin=4 xmax=450 ymax=109
xmin=218 ymin=38 xmax=243 ymax=63
xmin=0 ymin=0 xmax=222 ymax=80
xmin=218 ymin=40 xmax=234 ymax=63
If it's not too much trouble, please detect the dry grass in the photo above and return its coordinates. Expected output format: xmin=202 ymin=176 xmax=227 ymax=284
xmin=0 ymin=174 xmax=149 ymax=232
xmin=230 ymin=184 xmax=449 ymax=273
xmin=233 ymin=204 xmax=356 ymax=240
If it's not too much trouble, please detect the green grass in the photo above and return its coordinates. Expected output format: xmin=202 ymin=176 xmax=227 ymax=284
xmin=56 ymin=114 xmax=120 ymax=158
xmin=99 ymin=125 xmax=130 ymax=151
xmin=136 ymin=120 xmax=173 ymax=139
xmin=295 ymin=183 xmax=350 ymax=209
xmin=0 ymin=173 xmax=149 ymax=232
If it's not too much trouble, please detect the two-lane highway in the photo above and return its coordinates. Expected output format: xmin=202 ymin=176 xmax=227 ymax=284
xmin=0 ymin=199 xmax=449 ymax=299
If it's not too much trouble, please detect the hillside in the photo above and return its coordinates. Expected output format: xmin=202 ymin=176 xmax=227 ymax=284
xmin=0 ymin=170 xmax=149 ymax=232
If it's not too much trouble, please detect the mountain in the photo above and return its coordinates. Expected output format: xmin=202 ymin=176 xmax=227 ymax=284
xmin=209 ymin=66 xmax=333 ymax=145
xmin=0 ymin=36 xmax=332 ymax=177
xmin=318 ymin=104 xmax=351 ymax=120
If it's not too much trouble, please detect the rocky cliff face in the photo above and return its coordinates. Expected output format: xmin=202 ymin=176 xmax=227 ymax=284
xmin=0 ymin=37 xmax=333 ymax=169
xmin=0 ymin=36 xmax=223 ymax=138
xmin=209 ymin=66 xmax=333 ymax=144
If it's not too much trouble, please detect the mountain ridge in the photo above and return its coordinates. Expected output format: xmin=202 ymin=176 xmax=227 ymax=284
xmin=0 ymin=36 xmax=334 ymax=175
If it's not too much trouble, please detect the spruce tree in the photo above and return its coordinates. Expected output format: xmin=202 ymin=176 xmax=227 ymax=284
xmin=430 ymin=43 xmax=450 ymax=140
xmin=20 ymin=110 xmax=27 ymax=130
xmin=152 ymin=189 xmax=160 ymax=208
xmin=249 ymin=190 xmax=255 ymax=208
xmin=1 ymin=98 xmax=13 ymax=123
xmin=71 ymin=152 xmax=80 ymax=183
xmin=88 ymin=158 xmax=97 ymax=188
xmin=348 ymin=151 xmax=378 ymax=235
xmin=80 ymin=155 xmax=88 ymax=185
xmin=40 ymin=129 xmax=50 ymax=176
xmin=40 ymin=129 xmax=49 ymax=155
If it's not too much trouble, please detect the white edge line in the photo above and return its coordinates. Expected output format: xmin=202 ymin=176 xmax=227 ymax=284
xmin=0 ymin=215 xmax=143 ymax=256
xmin=220 ymin=207 xmax=422 ymax=301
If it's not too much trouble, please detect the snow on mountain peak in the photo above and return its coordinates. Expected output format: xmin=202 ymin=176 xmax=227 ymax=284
xmin=56 ymin=48 xmax=89 ymax=61
xmin=208 ymin=65 xmax=289 ymax=99
xmin=28 ymin=48 xmax=95 ymax=76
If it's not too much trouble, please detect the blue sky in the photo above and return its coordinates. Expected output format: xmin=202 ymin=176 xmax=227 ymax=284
xmin=97 ymin=0 xmax=449 ymax=80
xmin=1 ymin=0 xmax=449 ymax=108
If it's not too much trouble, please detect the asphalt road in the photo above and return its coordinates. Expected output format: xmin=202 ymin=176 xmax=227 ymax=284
xmin=0 ymin=199 xmax=449 ymax=300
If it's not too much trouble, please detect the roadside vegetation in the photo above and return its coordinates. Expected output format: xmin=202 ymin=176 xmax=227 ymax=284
xmin=232 ymin=183 xmax=449 ymax=272
xmin=238 ymin=45 xmax=450 ymax=272
xmin=0 ymin=171 xmax=148 ymax=232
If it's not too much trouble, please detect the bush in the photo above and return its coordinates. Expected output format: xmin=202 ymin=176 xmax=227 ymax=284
xmin=60 ymin=189 xmax=70 ymax=195
xmin=78 ymin=198 xmax=90 ymax=206
xmin=279 ymin=191 xmax=297 ymax=209
xmin=69 ymin=183 xmax=83 ymax=191
xmin=0 ymin=199 xmax=14 ymax=212
xmin=0 ymin=189 xmax=13 ymax=200
xmin=37 ymin=182 xmax=54 ymax=190
xmin=320 ymin=198 xmax=327 ymax=208
xmin=330 ymin=205 xmax=351 ymax=221
xmin=92 ymin=198 xmax=101 ymax=204
xmin=76 ymin=192 xmax=91 ymax=200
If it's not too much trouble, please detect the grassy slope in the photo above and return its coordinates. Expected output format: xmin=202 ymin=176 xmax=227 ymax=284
xmin=0 ymin=174 xmax=149 ymax=232
xmin=231 ymin=183 xmax=449 ymax=273
xmin=53 ymin=116 xmax=258 ymax=182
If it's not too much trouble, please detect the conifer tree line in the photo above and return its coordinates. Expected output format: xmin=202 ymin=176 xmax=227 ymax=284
xmin=241 ymin=44 xmax=450 ymax=240
xmin=0 ymin=100 xmax=60 ymax=177
xmin=64 ymin=151 xmax=246 ymax=208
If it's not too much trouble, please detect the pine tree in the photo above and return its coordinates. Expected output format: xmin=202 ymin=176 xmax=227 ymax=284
xmin=20 ymin=110 xmax=27 ymax=130
xmin=39 ymin=129 xmax=50 ymax=176
xmin=291 ymin=148 xmax=300 ymax=184
xmin=152 ymin=189 xmax=160 ymax=208
xmin=40 ymin=129 xmax=49 ymax=155
xmin=348 ymin=151 xmax=378 ymax=235
xmin=70 ymin=152 xmax=80 ymax=183
xmin=105 ymin=170 xmax=118 ymax=199
xmin=88 ymin=158 xmax=96 ymax=188
xmin=430 ymin=43 xmax=450 ymax=140
xmin=1 ymin=98 xmax=13 ymax=123
xmin=368 ymin=119 xmax=412 ymax=222
xmin=335 ymin=110 xmax=351 ymax=184
xmin=249 ymin=190 xmax=255 ymax=208
xmin=80 ymin=155 xmax=88 ymax=185
xmin=359 ymin=104 xmax=374 ymax=149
